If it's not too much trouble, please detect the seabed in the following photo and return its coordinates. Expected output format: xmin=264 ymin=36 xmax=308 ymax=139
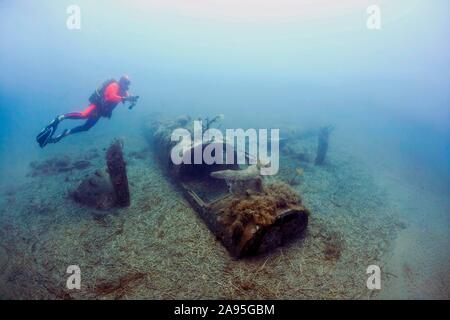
xmin=0 ymin=120 xmax=448 ymax=300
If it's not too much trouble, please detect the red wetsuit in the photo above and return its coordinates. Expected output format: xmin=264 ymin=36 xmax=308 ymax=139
xmin=65 ymin=82 xmax=128 ymax=119
xmin=63 ymin=82 xmax=128 ymax=134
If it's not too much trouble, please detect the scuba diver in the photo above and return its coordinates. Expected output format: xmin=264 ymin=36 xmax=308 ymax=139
xmin=36 ymin=75 xmax=139 ymax=148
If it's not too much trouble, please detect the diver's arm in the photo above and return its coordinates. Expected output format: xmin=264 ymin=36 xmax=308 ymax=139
xmin=104 ymin=82 xmax=124 ymax=103
xmin=121 ymin=91 xmax=130 ymax=103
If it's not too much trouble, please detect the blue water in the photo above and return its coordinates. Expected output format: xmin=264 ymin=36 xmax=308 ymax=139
xmin=0 ymin=0 xmax=449 ymax=298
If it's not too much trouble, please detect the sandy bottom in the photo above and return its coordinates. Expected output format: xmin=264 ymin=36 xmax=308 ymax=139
xmin=0 ymin=130 xmax=448 ymax=300
xmin=372 ymin=162 xmax=450 ymax=299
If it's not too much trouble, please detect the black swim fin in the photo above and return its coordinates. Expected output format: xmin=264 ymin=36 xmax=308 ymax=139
xmin=36 ymin=118 xmax=60 ymax=148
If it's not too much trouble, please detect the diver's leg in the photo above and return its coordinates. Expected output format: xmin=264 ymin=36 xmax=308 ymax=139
xmin=49 ymin=116 xmax=100 ymax=144
xmin=68 ymin=116 xmax=100 ymax=135
xmin=59 ymin=104 xmax=97 ymax=121
xmin=45 ymin=104 xmax=97 ymax=135
xmin=38 ymin=104 xmax=98 ymax=147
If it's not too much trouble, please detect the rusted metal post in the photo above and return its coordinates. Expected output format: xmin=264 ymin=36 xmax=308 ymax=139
xmin=315 ymin=126 xmax=332 ymax=165
xmin=106 ymin=139 xmax=130 ymax=207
